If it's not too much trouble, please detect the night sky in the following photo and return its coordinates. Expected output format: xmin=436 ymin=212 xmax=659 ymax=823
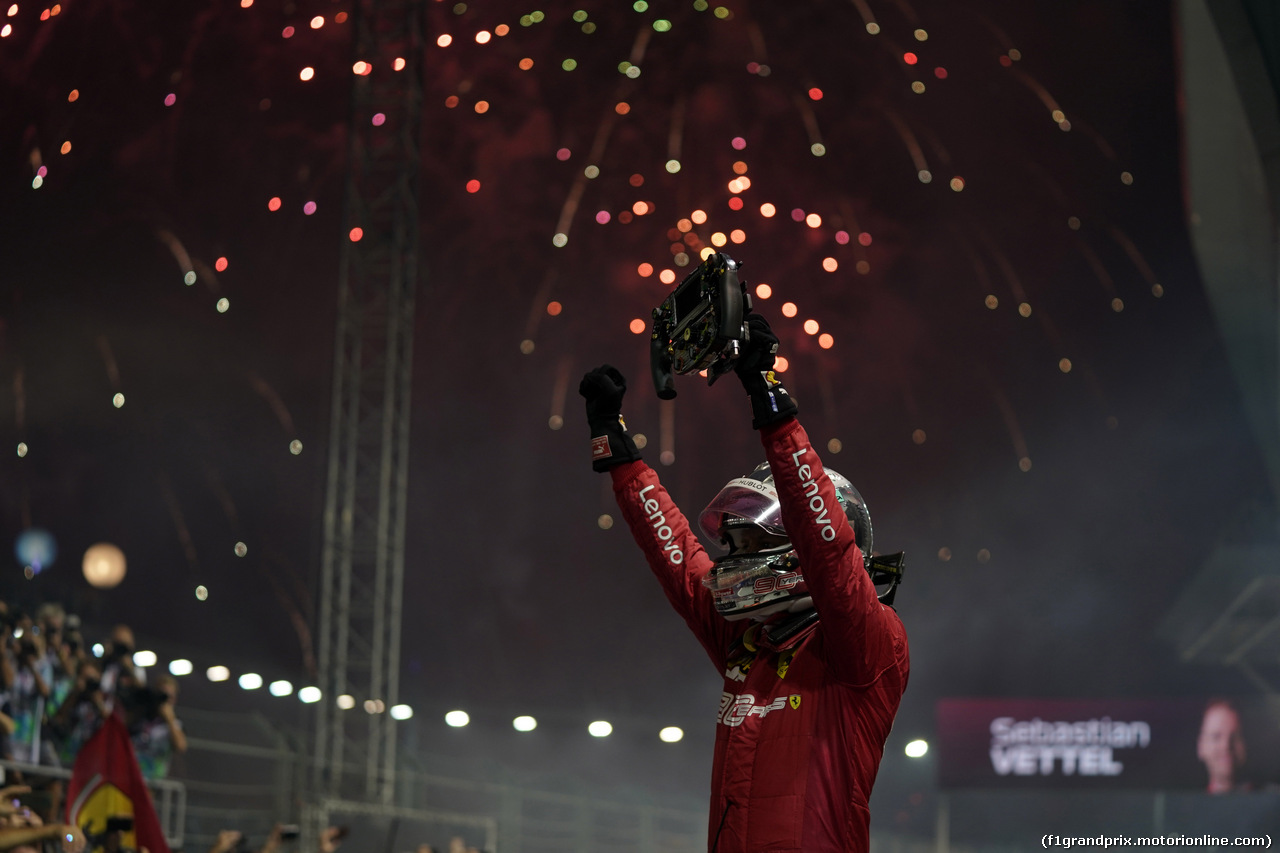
xmin=0 ymin=0 xmax=1272 ymax=828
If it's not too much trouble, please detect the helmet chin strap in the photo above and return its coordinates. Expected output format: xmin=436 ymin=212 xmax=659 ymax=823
xmin=754 ymin=606 xmax=820 ymax=651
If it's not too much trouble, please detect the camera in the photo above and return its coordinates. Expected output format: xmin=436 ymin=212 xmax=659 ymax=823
xmin=649 ymin=252 xmax=752 ymax=399
xmin=104 ymin=639 xmax=134 ymax=663
xmin=119 ymin=685 xmax=170 ymax=718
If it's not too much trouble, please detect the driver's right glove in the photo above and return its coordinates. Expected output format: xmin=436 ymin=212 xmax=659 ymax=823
xmin=579 ymin=364 xmax=642 ymax=472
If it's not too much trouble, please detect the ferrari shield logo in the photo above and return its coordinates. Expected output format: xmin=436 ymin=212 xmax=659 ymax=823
xmin=789 ymin=694 xmax=801 ymax=710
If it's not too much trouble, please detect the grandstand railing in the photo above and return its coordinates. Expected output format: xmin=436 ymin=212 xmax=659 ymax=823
xmin=6 ymin=707 xmax=706 ymax=852
xmin=178 ymin=706 xmax=706 ymax=853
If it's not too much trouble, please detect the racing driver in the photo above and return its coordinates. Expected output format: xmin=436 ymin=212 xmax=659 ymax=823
xmin=579 ymin=314 xmax=909 ymax=853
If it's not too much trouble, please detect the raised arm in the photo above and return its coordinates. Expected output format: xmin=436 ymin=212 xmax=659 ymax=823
xmin=610 ymin=461 xmax=737 ymax=669
xmin=761 ymin=420 xmax=901 ymax=684
xmin=580 ymin=366 xmax=737 ymax=669
xmin=734 ymin=315 xmax=904 ymax=685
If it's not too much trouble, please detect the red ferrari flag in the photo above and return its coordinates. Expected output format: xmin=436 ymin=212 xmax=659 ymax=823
xmin=66 ymin=713 xmax=172 ymax=853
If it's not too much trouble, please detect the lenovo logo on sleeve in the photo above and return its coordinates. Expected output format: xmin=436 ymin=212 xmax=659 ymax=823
xmin=791 ymin=448 xmax=836 ymax=541
xmin=638 ymin=484 xmax=685 ymax=565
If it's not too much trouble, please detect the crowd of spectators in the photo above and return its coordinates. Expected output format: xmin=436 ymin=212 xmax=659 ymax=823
xmin=0 ymin=600 xmax=485 ymax=853
xmin=0 ymin=599 xmax=187 ymax=786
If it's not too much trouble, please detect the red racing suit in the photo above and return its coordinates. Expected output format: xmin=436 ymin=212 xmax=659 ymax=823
xmin=610 ymin=417 xmax=909 ymax=853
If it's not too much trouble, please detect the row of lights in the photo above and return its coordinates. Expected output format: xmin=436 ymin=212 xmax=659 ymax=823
xmin=114 ymin=650 xmax=687 ymax=741
xmin=94 ymin=649 xmax=412 ymax=719
xmin=90 ymin=648 xmax=923 ymax=753
xmin=442 ymin=709 xmax=685 ymax=743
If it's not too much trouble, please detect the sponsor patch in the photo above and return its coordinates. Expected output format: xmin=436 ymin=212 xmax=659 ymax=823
xmin=791 ymin=447 xmax=837 ymax=542
xmin=724 ymin=477 xmax=778 ymax=499
xmin=591 ymin=435 xmax=612 ymax=460
xmin=717 ymin=691 xmax=803 ymax=727
xmin=637 ymin=484 xmax=685 ymax=564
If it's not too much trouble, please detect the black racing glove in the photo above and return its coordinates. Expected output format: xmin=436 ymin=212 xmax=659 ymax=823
xmin=734 ymin=314 xmax=798 ymax=429
xmin=579 ymin=365 xmax=643 ymax=472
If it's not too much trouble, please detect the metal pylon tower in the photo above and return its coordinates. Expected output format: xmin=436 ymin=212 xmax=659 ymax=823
xmin=314 ymin=0 xmax=422 ymax=804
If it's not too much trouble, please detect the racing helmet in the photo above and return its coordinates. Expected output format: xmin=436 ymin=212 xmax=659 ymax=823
xmin=697 ymin=462 xmax=874 ymax=621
